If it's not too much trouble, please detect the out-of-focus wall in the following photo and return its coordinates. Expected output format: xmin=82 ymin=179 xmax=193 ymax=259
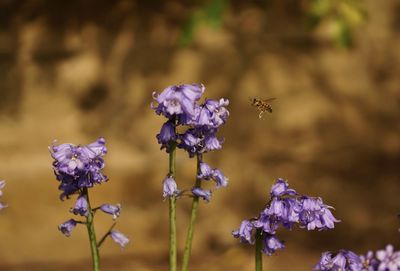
xmin=0 ymin=1 xmax=399 ymax=270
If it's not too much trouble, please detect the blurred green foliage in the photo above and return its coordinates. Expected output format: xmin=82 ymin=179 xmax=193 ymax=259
xmin=179 ymin=0 xmax=367 ymax=48
xmin=179 ymin=0 xmax=228 ymax=46
xmin=307 ymin=0 xmax=367 ymax=47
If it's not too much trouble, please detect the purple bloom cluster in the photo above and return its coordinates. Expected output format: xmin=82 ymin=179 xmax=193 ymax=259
xmin=153 ymin=84 xmax=229 ymax=200
xmin=0 ymin=180 xmax=7 ymax=211
xmin=49 ymin=138 xmax=108 ymax=199
xmin=51 ymin=138 xmax=129 ymax=248
xmin=232 ymin=178 xmax=340 ymax=255
xmin=314 ymin=245 xmax=400 ymax=271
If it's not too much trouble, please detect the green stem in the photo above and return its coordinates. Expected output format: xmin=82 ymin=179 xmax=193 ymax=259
xmin=255 ymin=229 xmax=263 ymax=271
xmin=97 ymin=222 xmax=117 ymax=248
xmin=83 ymin=188 xmax=100 ymax=271
xmin=181 ymin=154 xmax=202 ymax=271
xmin=169 ymin=141 xmax=177 ymax=271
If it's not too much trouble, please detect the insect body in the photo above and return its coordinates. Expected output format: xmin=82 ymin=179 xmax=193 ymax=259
xmin=249 ymin=97 xmax=276 ymax=119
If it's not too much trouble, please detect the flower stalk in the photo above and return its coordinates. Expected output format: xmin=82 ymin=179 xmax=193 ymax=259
xmin=83 ymin=188 xmax=100 ymax=271
xmin=255 ymin=229 xmax=263 ymax=271
xmin=181 ymin=154 xmax=202 ymax=271
xmin=169 ymin=140 xmax=177 ymax=271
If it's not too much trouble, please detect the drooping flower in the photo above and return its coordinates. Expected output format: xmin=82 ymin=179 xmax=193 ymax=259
xmin=58 ymin=219 xmax=77 ymax=237
xmin=203 ymin=130 xmax=223 ymax=151
xmin=152 ymin=84 xmax=205 ymax=121
xmin=70 ymin=194 xmax=89 ymax=216
xmin=192 ymin=187 xmax=212 ymax=202
xmin=0 ymin=180 xmax=7 ymax=211
xmin=298 ymin=197 xmax=340 ymax=231
xmin=262 ymin=234 xmax=285 ymax=256
xmin=314 ymin=250 xmax=364 ymax=271
xmin=49 ymin=138 xmax=108 ymax=199
xmin=100 ymin=204 xmax=121 ymax=220
xmin=0 ymin=180 xmax=5 ymax=197
xmin=375 ymin=245 xmax=400 ymax=271
xmin=156 ymin=121 xmax=177 ymax=152
xmin=198 ymin=162 xmax=214 ymax=180
xmin=271 ymin=178 xmax=297 ymax=197
xmin=212 ymin=169 xmax=228 ymax=188
xmin=163 ymin=176 xmax=180 ymax=198
xmin=233 ymin=178 xmax=339 ymax=256
xmin=194 ymin=98 xmax=229 ymax=128
xmin=232 ymin=220 xmax=255 ymax=244
xmin=110 ymin=230 xmax=130 ymax=248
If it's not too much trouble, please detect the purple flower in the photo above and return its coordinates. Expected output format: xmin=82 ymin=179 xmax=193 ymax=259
xmin=110 ymin=230 xmax=130 ymax=248
xmin=70 ymin=194 xmax=89 ymax=216
xmin=0 ymin=180 xmax=5 ymax=197
xmin=376 ymin=245 xmax=400 ymax=271
xmin=178 ymin=129 xmax=202 ymax=156
xmin=299 ymin=197 xmax=340 ymax=230
xmin=232 ymin=178 xmax=339 ymax=257
xmin=360 ymin=251 xmax=378 ymax=271
xmin=265 ymin=198 xmax=287 ymax=219
xmin=178 ymin=128 xmax=224 ymax=156
xmin=156 ymin=121 xmax=177 ymax=152
xmin=49 ymin=138 xmax=108 ymax=199
xmin=314 ymin=250 xmax=363 ymax=271
xmin=262 ymin=234 xmax=285 ymax=256
xmin=192 ymin=187 xmax=212 ymax=202
xmin=232 ymin=220 xmax=255 ymax=244
xmin=163 ymin=176 xmax=180 ymax=198
xmin=253 ymin=212 xmax=280 ymax=234
xmin=271 ymin=178 xmax=297 ymax=197
xmin=194 ymin=98 xmax=229 ymax=128
xmin=58 ymin=219 xmax=77 ymax=237
xmin=197 ymin=162 xmax=228 ymax=189
xmin=212 ymin=169 xmax=228 ymax=188
xmin=100 ymin=204 xmax=121 ymax=220
xmin=152 ymin=84 xmax=205 ymax=120
xmin=198 ymin=162 xmax=213 ymax=180
xmin=0 ymin=180 xmax=7 ymax=210
xmin=204 ymin=131 xmax=223 ymax=151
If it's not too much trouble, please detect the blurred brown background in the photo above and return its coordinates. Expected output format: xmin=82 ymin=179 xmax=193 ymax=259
xmin=0 ymin=0 xmax=399 ymax=270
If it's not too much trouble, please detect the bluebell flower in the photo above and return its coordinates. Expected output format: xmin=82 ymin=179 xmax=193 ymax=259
xmin=314 ymin=250 xmax=363 ymax=271
xmin=198 ymin=162 xmax=213 ymax=180
xmin=152 ymin=84 xmax=205 ymax=121
xmin=163 ymin=176 xmax=180 ymax=198
xmin=194 ymin=98 xmax=229 ymax=128
xmin=204 ymin=131 xmax=223 ymax=151
xmin=100 ymin=204 xmax=121 ymax=220
xmin=376 ymin=245 xmax=400 ymax=271
xmin=253 ymin=213 xmax=280 ymax=234
xmin=191 ymin=187 xmax=212 ymax=202
xmin=58 ymin=219 xmax=77 ymax=237
xmin=299 ymin=197 xmax=340 ymax=230
xmin=49 ymin=138 xmax=108 ymax=199
xmin=232 ymin=220 xmax=255 ymax=244
xmin=70 ymin=194 xmax=89 ymax=216
xmin=212 ymin=169 xmax=228 ymax=188
xmin=156 ymin=121 xmax=177 ymax=152
xmin=262 ymin=234 xmax=285 ymax=256
xmin=233 ymin=178 xmax=339 ymax=256
xmin=110 ymin=230 xmax=130 ymax=248
xmin=271 ymin=178 xmax=297 ymax=197
xmin=0 ymin=180 xmax=7 ymax=211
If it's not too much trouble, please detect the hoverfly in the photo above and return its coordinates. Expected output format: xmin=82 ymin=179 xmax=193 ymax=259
xmin=249 ymin=97 xmax=276 ymax=119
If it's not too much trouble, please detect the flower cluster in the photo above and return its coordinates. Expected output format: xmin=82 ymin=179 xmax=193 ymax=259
xmin=50 ymin=138 xmax=129 ymax=248
xmin=49 ymin=138 xmax=108 ymax=200
xmin=314 ymin=245 xmax=400 ymax=271
xmin=153 ymin=84 xmax=229 ymax=201
xmin=0 ymin=180 xmax=7 ymax=211
xmin=232 ymin=179 xmax=340 ymax=255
